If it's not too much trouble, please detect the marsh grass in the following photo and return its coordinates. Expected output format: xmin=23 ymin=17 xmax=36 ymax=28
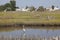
xmin=0 ymin=11 xmax=60 ymax=25
xmin=0 ymin=35 xmax=60 ymax=40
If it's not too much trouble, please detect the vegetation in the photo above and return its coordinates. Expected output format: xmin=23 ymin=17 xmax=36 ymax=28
xmin=0 ymin=0 xmax=16 ymax=11
xmin=0 ymin=10 xmax=60 ymax=25
xmin=10 ymin=1 xmax=16 ymax=11
xmin=52 ymin=5 xmax=55 ymax=9
xmin=0 ymin=1 xmax=56 ymax=12
xmin=37 ymin=6 xmax=45 ymax=12
xmin=25 ymin=6 xmax=29 ymax=9
xmin=0 ymin=5 xmax=5 ymax=11
xmin=0 ymin=1 xmax=60 ymax=25
xmin=29 ymin=6 xmax=36 ymax=12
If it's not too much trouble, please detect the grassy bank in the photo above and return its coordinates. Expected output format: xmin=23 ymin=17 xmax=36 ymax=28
xmin=0 ymin=10 xmax=60 ymax=25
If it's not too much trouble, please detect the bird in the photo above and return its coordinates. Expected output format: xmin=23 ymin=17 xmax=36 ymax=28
xmin=23 ymin=25 xmax=26 ymax=33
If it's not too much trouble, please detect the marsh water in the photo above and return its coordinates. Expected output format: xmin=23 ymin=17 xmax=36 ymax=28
xmin=0 ymin=26 xmax=60 ymax=38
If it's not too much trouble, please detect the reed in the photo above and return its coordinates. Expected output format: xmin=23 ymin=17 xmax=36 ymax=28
xmin=0 ymin=35 xmax=60 ymax=40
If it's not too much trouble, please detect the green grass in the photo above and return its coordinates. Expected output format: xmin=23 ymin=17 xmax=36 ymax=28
xmin=0 ymin=10 xmax=60 ymax=25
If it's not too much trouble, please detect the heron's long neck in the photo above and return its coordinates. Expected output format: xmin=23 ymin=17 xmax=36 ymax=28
xmin=23 ymin=25 xmax=25 ymax=29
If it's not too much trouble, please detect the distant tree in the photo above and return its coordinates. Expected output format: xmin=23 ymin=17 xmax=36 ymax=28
xmin=0 ymin=5 xmax=6 ymax=11
xmin=0 ymin=0 xmax=17 ymax=11
xmin=4 ymin=3 xmax=11 ymax=7
xmin=25 ymin=6 xmax=29 ymax=9
xmin=37 ymin=6 xmax=45 ymax=12
xmin=29 ymin=6 xmax=36 ymax=12
xmin=3 ymin=3 xmax=12 ymax=11
xmin=52 ymin=5 xmax=54 ymax=9
xmin=16 ymin=7 xmax=19 ymax=9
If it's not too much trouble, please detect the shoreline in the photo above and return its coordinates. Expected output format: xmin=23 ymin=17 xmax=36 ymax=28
xmin=0 ymin=23 xmax=60 ymax=27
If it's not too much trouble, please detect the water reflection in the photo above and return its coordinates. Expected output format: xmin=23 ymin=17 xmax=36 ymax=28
xmin=0 ymin=26 xmax=60 ymax=37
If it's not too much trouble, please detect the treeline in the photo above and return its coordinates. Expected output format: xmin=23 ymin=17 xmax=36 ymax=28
xmin=0 ymin=1 xmax=55 ymax=12
xmin=0 ymin=5 xmax=46 ymax=12
xmin=25 ymin=5 xmax=55 ymax=12
xmin=25 ymin=6 xmax=46 ymax=12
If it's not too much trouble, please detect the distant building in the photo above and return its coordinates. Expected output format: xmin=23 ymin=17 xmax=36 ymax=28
xmin=46 ymin=7 xmax=60 ymax=11
xmin=16 ymin=8 xmax=30 ymax=12
xmin=22 ymin=8 xmax=30 ymax=11
xmin=16 ymin=8 xmax=22 ymax=11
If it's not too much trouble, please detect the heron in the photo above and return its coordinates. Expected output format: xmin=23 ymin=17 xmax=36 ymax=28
xmin=23 ymin=25 xmax=26 ymax=33
xmin=22 ymin=25 xmax=26 ymax=40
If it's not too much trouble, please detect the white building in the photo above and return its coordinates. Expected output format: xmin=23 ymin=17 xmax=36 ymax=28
xmin=16 ymin=8 xmax=30 ymax=12
xmin=46 ymin=7 xmax=60 ymax=11
xmin=16 ymin=8 xmax=22 ymax=11
xmin=21 ymin=8 xmax=30 ymax=11
xmin=53 ymin=7 xmax=60 ymax=10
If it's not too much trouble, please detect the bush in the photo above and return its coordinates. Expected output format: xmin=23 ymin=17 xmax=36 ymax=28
xmin=25 ymin=6 xmax=29 ymax=9
xmin=52 ymin=5 xmax=54 ymax=9
xmin=29 ymin=6 xmax=36 ymax=12
xmin=37 ymin=6 xmax=45 ymax=12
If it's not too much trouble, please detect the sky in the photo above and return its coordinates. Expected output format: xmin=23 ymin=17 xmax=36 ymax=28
xmin=0 ymin=0 xmax=60 ymax=8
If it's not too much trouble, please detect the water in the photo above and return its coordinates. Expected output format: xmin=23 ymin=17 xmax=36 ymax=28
xmin=0 ymin=26 xmax=60 ymax=37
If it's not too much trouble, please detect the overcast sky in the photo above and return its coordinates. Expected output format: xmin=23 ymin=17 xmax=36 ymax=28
xmin=0 ymin=0 xmax=60 ymax=8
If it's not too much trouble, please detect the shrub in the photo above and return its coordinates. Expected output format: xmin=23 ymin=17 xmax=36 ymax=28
xmin=37 ymin=6 xmax=45 ymax=12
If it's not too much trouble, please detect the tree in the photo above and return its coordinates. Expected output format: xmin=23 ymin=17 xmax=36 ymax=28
xmin=0 ymin=5 xmax=6 ymax=11
xmin=10 ymin=0 xmax=16 ymax=11
xmin=0 ymin=0 xmax=17 ymax=11
xmin=4 ymin=3 xmax=11 ymax=7
xmin=16 ymin=7 xmax=19 ymax=9
xmin=37 ymin=6 xmax=45 ymax=12
xmin=25 ymin=6 xmax=29 ymax=9
xmin=3 ymin=3 xmax=12 ymax=11
xmin=52 ymin=5 xmax=54 ymax=9
xmin=29 ymin=6 xmax=36 ymax=12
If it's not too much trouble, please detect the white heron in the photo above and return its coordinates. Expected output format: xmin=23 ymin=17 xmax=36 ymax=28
xmin=23 ymin=25 xmax=26 ymax=33
xmin=22 ymin=25 xmax=26 ymax=40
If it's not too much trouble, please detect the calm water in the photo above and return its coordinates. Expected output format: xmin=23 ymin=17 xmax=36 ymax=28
xmin=0 ymin=26 xmax=60 ymax=37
